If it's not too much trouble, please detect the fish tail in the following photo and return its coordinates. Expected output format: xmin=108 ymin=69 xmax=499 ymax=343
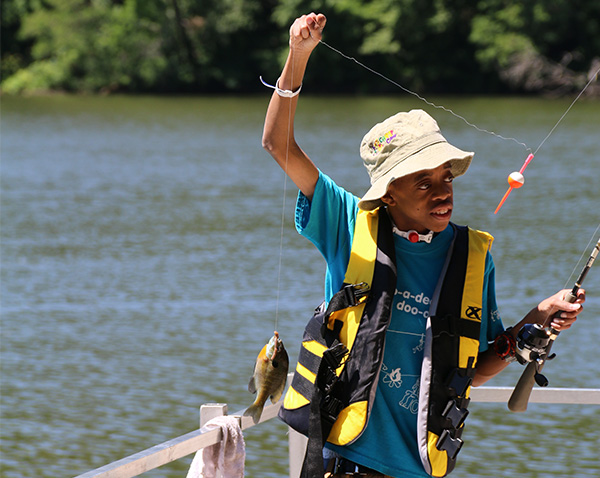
xmin=243 ymin=403 xmax=264 ymax=424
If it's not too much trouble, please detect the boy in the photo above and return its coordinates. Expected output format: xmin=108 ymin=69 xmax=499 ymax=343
xmin=262 ymin=13 xmax=585 ymax=478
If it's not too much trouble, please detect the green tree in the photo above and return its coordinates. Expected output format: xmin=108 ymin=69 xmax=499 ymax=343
xmin=1 ymin=0 xmax=40 ymax=82
xmin=272 ymin=0 xmax=494 ymax=93
xmin=182 ymin=0 xmax=281 ymax=91
xmin=470 ymin=0 xmax=600 ymax=94
xmin=1 ymin=0 xmax=282 ymax=93
xmin=2 ymin=0 xmax=169 ymax=93
xmin=2 ymin=0 xmax=598 ymax=94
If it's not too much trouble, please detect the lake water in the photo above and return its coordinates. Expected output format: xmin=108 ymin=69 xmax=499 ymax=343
xmin=1 ymin=94 xmax=599 ymax=478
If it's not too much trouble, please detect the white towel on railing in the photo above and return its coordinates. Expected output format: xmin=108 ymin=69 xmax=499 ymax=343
xmin=186 ymin=415 xmax=245 ymax=478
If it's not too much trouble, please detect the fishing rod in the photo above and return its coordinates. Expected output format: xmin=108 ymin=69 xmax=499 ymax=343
xmin=508 ymin=236 xmax=600 ymax=412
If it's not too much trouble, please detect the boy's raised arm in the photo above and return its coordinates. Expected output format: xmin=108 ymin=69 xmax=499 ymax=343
xmin=262 ymin=13 xmax=326 ymax=201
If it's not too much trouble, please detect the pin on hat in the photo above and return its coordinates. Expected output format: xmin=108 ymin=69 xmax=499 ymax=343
xmin=358 ymin=110 xmax=474 ymax=211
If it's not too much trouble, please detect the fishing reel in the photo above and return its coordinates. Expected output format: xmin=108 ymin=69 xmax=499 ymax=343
xmin=515 ymin=323 xmax=556 ymax=386
xmin=515 ymin=323 xmax=550 ymax=363
xmin=515 ymin=324 xmax=556 ymax=387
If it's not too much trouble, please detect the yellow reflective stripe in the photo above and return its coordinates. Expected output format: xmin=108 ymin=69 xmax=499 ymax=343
xmin=302 ymin=339 xmax=327 ymax=357
xmin=427 ymin=432 xmax=448 ymax=477
xmin=283 ymin=385 xmax=309 ymax=410
xmin=461 ymin=228 xmax=493 ymax=323
xmin=295 ymin=361 xmax=316 ymax=383
xmin=327 ymin=400 xmax=368 ymax=446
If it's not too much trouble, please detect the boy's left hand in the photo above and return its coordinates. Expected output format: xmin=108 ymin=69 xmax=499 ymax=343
xmin=536 ymin=288 xmax=586 ymax=331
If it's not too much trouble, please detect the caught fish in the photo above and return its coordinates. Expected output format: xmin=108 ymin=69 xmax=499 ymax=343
xmin=244 ymin=331 xmax=289 ymax=424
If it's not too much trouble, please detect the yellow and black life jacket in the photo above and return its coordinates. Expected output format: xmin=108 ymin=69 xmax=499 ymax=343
xmin=279 ymin=207 xmax=493 ymax=477
xmin=417 ymin=218 xmax=493 ymax=477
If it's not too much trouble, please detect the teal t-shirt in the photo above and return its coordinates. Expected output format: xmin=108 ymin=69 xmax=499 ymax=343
xmin=295 ymin=171 xmax=504 ymax=478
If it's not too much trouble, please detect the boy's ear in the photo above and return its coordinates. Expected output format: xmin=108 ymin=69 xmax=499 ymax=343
xmin=381 ymin=193 xmax=395 ymax=206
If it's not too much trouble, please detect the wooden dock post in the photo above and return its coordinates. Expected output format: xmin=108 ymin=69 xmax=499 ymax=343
xmin=200 ymin=403 xmax=228 ymax=427
xmin=288 ymin=428 xmax=308 ymax=478
xmin=197 ymin=403 xmax=228 ymax=478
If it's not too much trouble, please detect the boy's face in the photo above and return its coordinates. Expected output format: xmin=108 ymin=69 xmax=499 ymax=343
xmin=381 ymin=162 xmax=454 ymax=234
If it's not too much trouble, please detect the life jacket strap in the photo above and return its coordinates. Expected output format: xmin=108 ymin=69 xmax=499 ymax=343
xmin=325 ymin=282 xmax=370 ymax=315
xmin=302 ymin=342 xmax=349 ymax=478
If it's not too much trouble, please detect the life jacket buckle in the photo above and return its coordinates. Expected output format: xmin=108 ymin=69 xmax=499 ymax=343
xmin=321 ymin=394 xmax=344 ymax=425
xmin=436 ymin=429 xmax=464 ymax=460
xmin=441 ymin=399 xmax=469 ymax=430
xmin=317 ymin=343 xmax=349 ymax=426
xmin=343 ymin=282 xmax=370 ymax=307
xmin=446 ymin=368 xmax=473 ymax=398
xmin=318 ymin=345 xmax=348 ymax=391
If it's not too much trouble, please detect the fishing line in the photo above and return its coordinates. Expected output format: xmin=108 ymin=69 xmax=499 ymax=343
xmin=316 ymin=38 xmax=530 ymax=151
xmin=532 ymin=66 xmax=600 ymax=156
xmin=317 ymin=37 xmax=600 ymax=156
xmin=273 ymin=52 xmax=297 ymax=332
xmin=562 ymin=222 xmax=600 ymax=290
xmin=274 ymin=163 xmax=288 ymax=332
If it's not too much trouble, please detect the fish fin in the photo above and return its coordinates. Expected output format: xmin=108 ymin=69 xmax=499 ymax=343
xmin=243 ymin=403 xmax=263 ymax=424
xmin=248 ymin=375 xmax=257 ymax=394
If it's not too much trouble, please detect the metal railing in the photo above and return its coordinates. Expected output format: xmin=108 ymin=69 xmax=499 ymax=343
xmin=72 ymin=401 xmax=281 ymax=478
xmin=73 ymin=376 xmax=600 ymax=478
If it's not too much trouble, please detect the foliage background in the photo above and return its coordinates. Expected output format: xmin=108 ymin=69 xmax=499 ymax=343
xmin=2 ymin=0 xmax=599 ymax=95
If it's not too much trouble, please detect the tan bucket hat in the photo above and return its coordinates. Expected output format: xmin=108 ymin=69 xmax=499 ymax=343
xmin=358 ymin=110 xmax=474 ymax=211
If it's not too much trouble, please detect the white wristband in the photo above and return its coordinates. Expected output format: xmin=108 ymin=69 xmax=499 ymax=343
xmin=260 ymin=76 xmax=302 ymax=98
